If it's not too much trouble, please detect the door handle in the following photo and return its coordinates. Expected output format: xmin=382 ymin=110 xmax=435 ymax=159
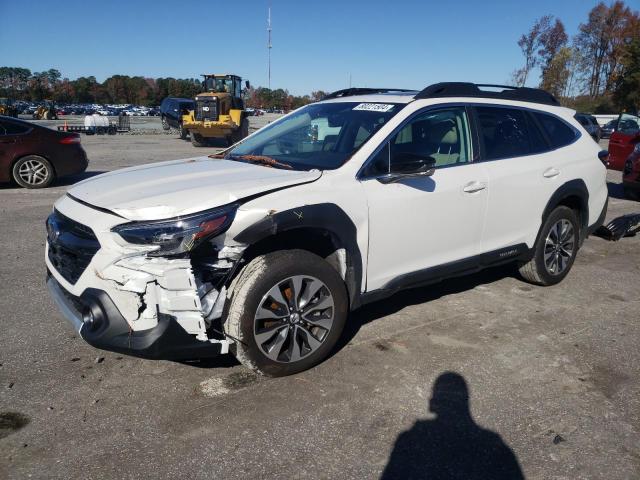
xmin=543 ymin=167 xmax=560 ymax=178
xmin=463 ymin=181 xmax=486 ymax=193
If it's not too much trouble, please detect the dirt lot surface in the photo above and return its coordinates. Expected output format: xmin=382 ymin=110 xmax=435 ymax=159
xmin=0 ymin=123 xmax=638 ymax=479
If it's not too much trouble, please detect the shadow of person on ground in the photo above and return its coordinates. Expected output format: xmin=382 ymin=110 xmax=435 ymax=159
xmin=381 ymin=372 xmax=524 ymax=480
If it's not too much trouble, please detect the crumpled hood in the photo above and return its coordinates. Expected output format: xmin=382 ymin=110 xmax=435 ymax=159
xmin=68 ymin=157 xmax=322 ymax=220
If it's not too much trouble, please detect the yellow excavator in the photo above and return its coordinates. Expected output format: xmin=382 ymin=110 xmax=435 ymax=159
xmin=32 ymin=100 xmax=58 ymax=120
xmin=182 ymin=74 xmax=249 ymax=147
xmin=0 ymin=98 xmax=18 ymax=118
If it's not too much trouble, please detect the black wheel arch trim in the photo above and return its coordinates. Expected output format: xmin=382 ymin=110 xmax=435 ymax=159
xmin=541 ymin=179 xmax=589 ymax=244
xmin=234 ymin=203 xmax=363 ymax=310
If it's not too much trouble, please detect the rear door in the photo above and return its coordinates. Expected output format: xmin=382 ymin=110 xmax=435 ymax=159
xmin=473 ymin=105 xmax=559 ymax=254
xmin=609 ymin=113 xmax=640 ymax=171
xmin=0 ymin=120 xmax=28 ymax=182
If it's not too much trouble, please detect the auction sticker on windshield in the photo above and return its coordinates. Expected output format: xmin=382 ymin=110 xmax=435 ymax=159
xmin=352 ymin=103 xmax=395 ymax=112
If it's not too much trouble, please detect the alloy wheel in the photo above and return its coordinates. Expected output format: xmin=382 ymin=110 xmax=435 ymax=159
xmin=18 ymin=159 xmax=49 ymax=186
xmin=253 ymin=275 xmax=335 ymax=363
xmin=544 ymin=219 xmax=575 ymax=275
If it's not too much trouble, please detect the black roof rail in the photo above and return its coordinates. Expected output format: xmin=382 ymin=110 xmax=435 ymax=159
xmin=322 ymin=88 xmax=416 ymax=100
xmin=414 ymin=82 xmax=560 ymax=106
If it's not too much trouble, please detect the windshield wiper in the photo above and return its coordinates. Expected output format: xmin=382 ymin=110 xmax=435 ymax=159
xmin=228 ymin=154 xmax=293 ymax=170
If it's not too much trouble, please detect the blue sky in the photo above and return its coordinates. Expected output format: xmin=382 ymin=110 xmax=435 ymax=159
xmin=1 ymin=0 xmax=639 ymax=95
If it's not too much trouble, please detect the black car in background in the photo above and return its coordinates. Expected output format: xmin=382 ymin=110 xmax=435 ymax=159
xmin=160 ymin=97 xmax=195 ymax=139
xmin=574 ymin=113 xmax=602 ymax=142
xmin=601 ymin=119 xmax=617 ymax=139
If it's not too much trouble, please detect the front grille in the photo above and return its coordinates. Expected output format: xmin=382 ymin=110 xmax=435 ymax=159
xmin=195 ymin=98 xmax=218 ymax=121
xmin=47 ymin=210 xmax=100 ymax=284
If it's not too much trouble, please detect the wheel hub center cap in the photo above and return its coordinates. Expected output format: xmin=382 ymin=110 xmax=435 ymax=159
xmin=289 ymin=312 xmax=300 ymax=324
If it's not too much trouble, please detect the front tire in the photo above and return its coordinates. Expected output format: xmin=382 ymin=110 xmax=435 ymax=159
xmin=190 ymin=131 xmax=207 ymax=147
xmin=224 ymin=250 xmax=348 ymax=377
xmin=518 ymin=206 xmax=579 ymax=286
xmin=161 ymin=115 xmax=170 ymax=131
xmin=12 ymin=155 xmax=55 ymax=189
xmin=178 ymin=122 xmax=188 ymax=140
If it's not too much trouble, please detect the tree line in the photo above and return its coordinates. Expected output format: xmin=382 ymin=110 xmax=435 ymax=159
xmin=513 ymin=0 xmax=640 ymax=112
xmin=0 ymin=67 xmax=318 ymax=110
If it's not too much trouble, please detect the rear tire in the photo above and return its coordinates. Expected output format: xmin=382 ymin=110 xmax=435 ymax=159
xmin=518 ymin=206 xmax=579 ymax=286
xmin=161 ymin=115 xmax=170 ymax=131
xmin=190 ymin=132 xmax=207 ymax=147
xmin=12 ymin=155 xmax=54 ymax=189
xmin=224 ymin=250 xmax=348 ymax=377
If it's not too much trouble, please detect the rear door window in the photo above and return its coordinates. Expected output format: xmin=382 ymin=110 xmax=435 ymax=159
xmin=475 ymin=107 xmax=546 ymax=160
xmin=533 ymin=112 xmax=578 ymax=148
xmin=617 ymin=113 xmax=640 ymax=135
xmin=0 ymin=120 xmax=30 ymax=135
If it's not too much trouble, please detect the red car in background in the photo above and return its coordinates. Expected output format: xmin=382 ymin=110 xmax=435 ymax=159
xmin=622 ymin=134 xmax=640 ymax=201
xmin=608 ymin=113 xmax=640 ymax=171
xmin=0 ymin=116 xmax=88 ymax=188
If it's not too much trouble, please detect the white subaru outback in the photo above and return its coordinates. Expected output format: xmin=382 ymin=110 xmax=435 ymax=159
xmin=46 ymin=83 xmax=608 ymax=376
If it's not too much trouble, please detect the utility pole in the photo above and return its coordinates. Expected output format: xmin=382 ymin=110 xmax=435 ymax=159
xmin=267 ymin=6 xmax=272 ymax=90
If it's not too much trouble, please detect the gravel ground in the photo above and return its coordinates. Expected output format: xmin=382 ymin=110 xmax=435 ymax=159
xmin=0 ymin=129 xmax=639 ymax=479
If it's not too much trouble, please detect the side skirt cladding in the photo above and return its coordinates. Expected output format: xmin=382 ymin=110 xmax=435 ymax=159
xmin=234 ymin=203 xmax=364 ymax=310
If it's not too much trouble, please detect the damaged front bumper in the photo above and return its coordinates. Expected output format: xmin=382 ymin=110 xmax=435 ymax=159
xmin=45 ymin=195 xmax=245 ymax=360
xmin=47 ymin=273 xmax=223 ymax=359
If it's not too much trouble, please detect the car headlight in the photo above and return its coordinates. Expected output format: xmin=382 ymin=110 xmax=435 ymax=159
xmin=112 ymin=204 xmax=236 ymax=256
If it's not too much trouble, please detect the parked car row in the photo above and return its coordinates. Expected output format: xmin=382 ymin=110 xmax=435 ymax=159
xmin=13 ymin=101 xmax=160 ymax=118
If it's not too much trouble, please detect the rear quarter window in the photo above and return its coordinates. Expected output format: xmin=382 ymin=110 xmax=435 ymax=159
xmin=533 ymin=113 xmax=578 ymax=149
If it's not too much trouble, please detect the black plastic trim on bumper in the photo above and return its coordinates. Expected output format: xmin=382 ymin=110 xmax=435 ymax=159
xmin=586 ymin=196 xmax=609 ymax=238
xmin=46 ymin=275 xmax=221 ymax=360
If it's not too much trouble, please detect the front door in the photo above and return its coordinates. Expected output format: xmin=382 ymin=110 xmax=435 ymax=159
xmin=361 ymin=106 xmax=488 ymax=291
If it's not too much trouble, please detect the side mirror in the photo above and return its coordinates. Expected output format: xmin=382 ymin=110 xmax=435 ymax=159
xmin=245 ymin=80 xmax=251 ymax=89
xmin=598 ymin=150 xmax=609 ymax=167
xmin=378 ymin=152 xmax=436 ymax=184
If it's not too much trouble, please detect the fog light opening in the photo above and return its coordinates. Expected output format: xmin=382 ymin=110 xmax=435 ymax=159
xmin=81 ymin=306 xmax=101 ymax=331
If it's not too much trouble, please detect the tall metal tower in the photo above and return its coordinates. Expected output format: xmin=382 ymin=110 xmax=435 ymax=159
xmin=267 ymin=6 xmax=272 ymax=90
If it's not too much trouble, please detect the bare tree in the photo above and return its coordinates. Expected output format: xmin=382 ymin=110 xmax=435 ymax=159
xmin=515 ymin=16 xmax=551 ymax=86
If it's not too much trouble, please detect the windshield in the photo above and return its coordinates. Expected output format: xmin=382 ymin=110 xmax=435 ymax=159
xmin=618 ymin=113 xmax=640 ymax=135
xmin=225 ymin=101 xmax=403 ymax=170
xmin=205 ymin=77 xmax=234 ymax=93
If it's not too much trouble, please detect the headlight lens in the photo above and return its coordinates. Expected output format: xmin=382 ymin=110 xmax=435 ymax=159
xmin=112 ymin=204 xmax=236 ymax=256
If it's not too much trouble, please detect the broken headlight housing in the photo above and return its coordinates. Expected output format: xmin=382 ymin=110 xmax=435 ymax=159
xmin=112 ymin=204 xmax=237 ymax=256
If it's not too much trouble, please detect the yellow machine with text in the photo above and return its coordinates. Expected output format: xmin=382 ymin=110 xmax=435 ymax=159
xmin=32 ymin=100 xmax=58 ymax=120
xmin=0 ymin=98 xmax=18 ymax=118
xmin=182 ymin=74 xmax=249 ymax=147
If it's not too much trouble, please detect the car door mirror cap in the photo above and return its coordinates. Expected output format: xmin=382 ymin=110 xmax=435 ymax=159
xmin=376 ymin=153 xmax=436 ymax=184
xmin=377 ymin=168 xmax=436 ymax=184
